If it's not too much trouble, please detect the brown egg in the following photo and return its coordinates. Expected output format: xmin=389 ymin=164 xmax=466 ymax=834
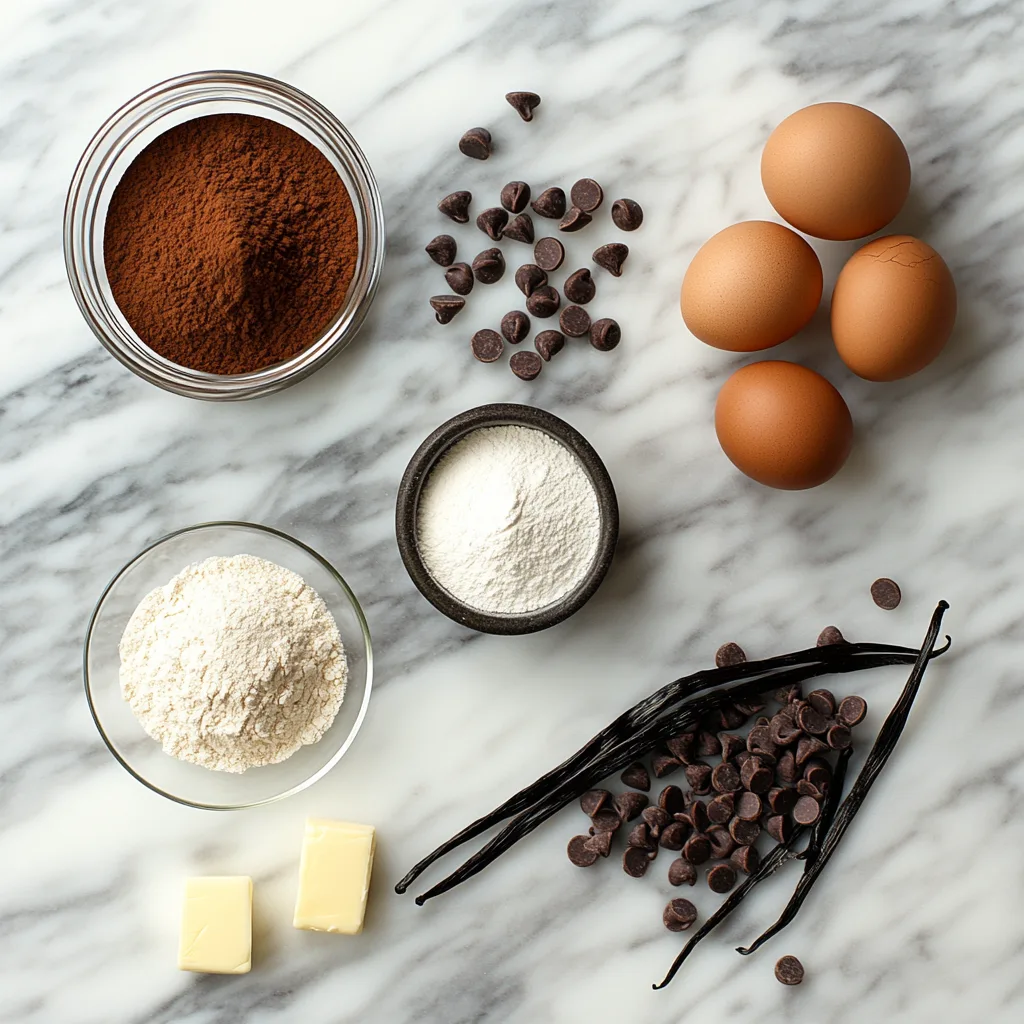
xmin=715 ymin=361 xmax=853 ymax=489
xmin=831 ymin=235 xmax=957 ymax=381
xmin=681 ymin=221 xmax=822 ymax=351
xmin=761 ymin=103 xmax=911 ymax=241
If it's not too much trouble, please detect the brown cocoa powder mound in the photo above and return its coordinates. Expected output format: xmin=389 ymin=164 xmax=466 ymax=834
xmin=103 ymin=113 xmax=358 ymax=375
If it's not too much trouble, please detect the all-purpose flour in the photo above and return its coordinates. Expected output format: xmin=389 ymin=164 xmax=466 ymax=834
xmin=119 ymin=554 xmax=347 ymax=773
xmin=416 ymin=425 xmax=601 ymax=614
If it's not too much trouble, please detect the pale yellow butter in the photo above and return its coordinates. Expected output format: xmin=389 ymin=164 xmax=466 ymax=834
xmin=178 ymin=876 xmax=252 ymax=974
xmin=293 ymin=819 xmax=376 ymax=934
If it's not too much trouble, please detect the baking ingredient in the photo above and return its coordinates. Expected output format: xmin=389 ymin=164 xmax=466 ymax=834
xmin=501 ymin=310 xmax=530 ymax=344
xmin=707 ymin=863 xmax=737 ymax=894
xmin=534 ymin=330 xmax=565 ymax=361
xmin=590 ymin=318 xmax=621 ymax=351
xmin=715 ymin=361 xmax=853 ymax=489
xmin=563 ymin=268 xmax=596 ymax=304
xmin=178 ymin=877 xmax=252 ymax=975
xmin=504 ymin=213 xmax=535 ymax=244
xmin=104 ymin=113 xmax=357 ymax=375
xmin=761 ymin=102 xmax=910 ymax=241
xmin=526 ymin=285 xmax=560 ymax=318
xmin=715 ymin=642 xmax=747 ymax=668
xmin=531 ymin=187 xmax=566 ymax=219
xmin=611 ymin=198 xmax=644 ymax=231
xmin=570 ymin=178 xmax=604 ymax=212
xmin=471 ymin=329 xmax=503 ymax=363
xmin=559 ymin=206 xmax=592 ymax=232
xmin=425 ymin=235 xmax=456 ymax=266
xmin=294 ymin=820 xmax=376 ymax=934
xmin=438 ymin=190 xmax=472 ymax=223
xmin=459 ymin=127 xmax=492 ymax=159
xmin=477 ymin=207 xmax=508 ymax=240
xmin=534 ymin=236 xmax=565 ymax=271
xmin=430 ymin=296 xmax=464 ymax=325
xmin=681 ymin=221 xmax=823 ymax=352
xmin=775 ymin=955 xmax=805 ymax=985
xmin=445 ymin=263 xmax=474 ymax=295
xmin=472 ymin=248 xmax=505 ymax=284
xmin=506 ymin=91 xmax=541 ymax=121
xmin=416 ymin=425 xmax=600 ymax=613
xmin=871 ymin=577 xmax=903 ymax=610
xmin=501 ymin=181 xmax=531 ymax=213
xmin=120 ymin=554 xmax=347 ymax=773
xmin=515 ymin=263 xmax=547 ymax=296
xmin=663 ymin=898 xmax=698 ymax=932
xmin=593 ymin=243 xmax=629 ymax=276
xmin=621 ymin=763 xmax=651 ymax=791
xmin=817 ymin=626 xmax=846 ymax=647
xmin=559 ymin=305 xmax=591 ymax=338
xmin=510 ymin=351 xmax=543 ymax=380
xmin=831 ymin=235 xmax=957 ymax=381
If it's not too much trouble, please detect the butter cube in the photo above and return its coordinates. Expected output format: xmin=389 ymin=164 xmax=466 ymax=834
xmin=293 ymin=819 xmax=376 ymax=934
xmin=178 ymin=876 xmax=252 ymax=975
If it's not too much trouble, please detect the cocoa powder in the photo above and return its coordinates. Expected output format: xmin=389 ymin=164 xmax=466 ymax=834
xmin=103 ymin=113 xmax=358 ymax=375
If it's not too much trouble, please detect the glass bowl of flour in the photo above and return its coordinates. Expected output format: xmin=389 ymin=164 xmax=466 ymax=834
xmin=84 ymin=522 xmax=372 ymax=809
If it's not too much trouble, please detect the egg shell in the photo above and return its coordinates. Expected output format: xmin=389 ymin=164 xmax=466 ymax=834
xmin=761 ymin=103 xmax=911 ymax=241
xmin=681 ymin=221 xmax=823 ymax=352
xmin=831 ymin=235 xmax=957 ymax=382
xmin=715 ymin=361 xmax=853 ymax=490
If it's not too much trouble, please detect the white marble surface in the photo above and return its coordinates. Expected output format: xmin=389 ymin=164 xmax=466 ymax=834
xmin=1 ymin=0 xmax=1022 ymax=1021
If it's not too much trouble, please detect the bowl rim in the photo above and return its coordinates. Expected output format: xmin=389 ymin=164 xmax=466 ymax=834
xmin=82 ymin=520 xmax=374 ymax=810
xmin=395 ymin=404 xmax=619 ymax=635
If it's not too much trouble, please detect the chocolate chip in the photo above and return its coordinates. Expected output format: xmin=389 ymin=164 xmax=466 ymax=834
xmin=568 ymin=835 xmax=598 ymax=867
xmin=562 ymin=268 xmax=596 ymax=305
xmin=669 ymin=857 xmax=697 ymax=887
xmin=627 ymin=821 xmax=656 ymax=850
xmin=614 ymin=791 xmax=649 ymax=822
xmin=803 ymin=760 xmax=831 ymax=790
xmin=472 ymin=248 xmax=505 ymax=284
xmin=817 ymin=625 xmax=846 ymax=646
xmin=740 ymin=758 xmax=772 ymax=795
xmin=471 ymin=328 xmax=503 ymax=362
xmin=663 ymin=897 xmax=698 ymax=932
xmin=620 ymin=762 xmax=651 ymax=792
xmin=770 ymin=713 xmax=802 ymax=747
xmin=768 ymin=786 xmax=798 ymax=815
xmin=445 ymin=263 xmax=474 ymax=295
xmin=793 ymin=795 xmax=821 ymax=826
xmin=559 ymin=305 xmax=591 ymax=338
xmin=534 ymin=236 xmax=565 ymax=272
xmin=796 ymin=704 xmax=830 ymax=736
xmin=716 ymin=704 xmax=750 ymax=731
xmin=500 ymin=310 xmax=530 ymax=344
xmin=710 ymin=762 xmax=741 ymax=795
xmin=665 ymin=733 xmax=696 ymax=763
xmin=658 ymin=785 xmax=686 ymax=817
xmin=570 ymin=178 xmax=604 ymax=213
xmin=590 ymin=318 xmax=621 ymax=351
xmin=505 ymin=91 xmax=541 ymax=121
xmin=592 ymin=242 xmax=629 ymax=277
xmin=659 ymin=821 xmax=688 ymax=851
xmin=720 ymin=734 xmax=746 ymax=761
xmin=706 ymin=825 xmax=736 ymax=860
xmin=622 ymin=845 xmax=650 ymax=877
xmin=796 ymin=779 xmax=824 ymax=801
xmin=708 ymin=793 xmax=735 ymax=824
xmin=526 ymin=284 xmax=560 ymax=318
xmin=775 ymin=683 xmax=803 ymax=705
xmin=746 ymin=726 xmax=777 ymax=759
xmin=684 ymin=762 xmax=712 ymax=796
xmin=642 ymin=806 xmax=670 ymax=833
xmin=795 ymin=735 xmax=830 ymax=766
xmin=683 ymin=833 xmax=711 ymax=865
xmin=775 ymin=955 xmax=805 ymax=986
xmin=687 ymin=799 xmax=710 ymax=834
xmin=827 ymin=723 xmax=852 ymax=750
xmin=559 ymin=206 xmax=592 ymax=232
xmin=611 ymin=197 xmax=643 ymax=231
xmin=591 ymin=808 xmax=623 ymax=834
xmin=514 ymin=263 xmax=547 ymax=297
xmin=807 ymin=689 xmax=837 ymax=717
xmin=584 ymin=830 xmax=613 ymax=858
xmin=837 ymin=695 xmax=868 ymax=727
xmin=729 ymin=817 xmax=760 ymax=846
xmin=531 ymin=187 xmax=566 ymax=219
xmin=501 ymin=214 xmax=532 ymax=245
xmin=459 ymin=127 xmax=491 ymax=160
xmin=476 ymin=207 xmax=508 ymax=241
xmin=696 ymin=730 xmax=721 ymax=759
xmin=438 ymin=190 xmax=472 ymax=223
xmin=731 ymin=844 xmax=760 ymax=875
xmin=765 ymin=814 xmax=792 ymax=843
xmin=430 ymin=295 xmax=465 ymax=324
xmin=776 ymin=750 xmax=799 ymax=785
xmin=500 ymin=181 xmax=531 ymax=213
xmin=651 ymin=753 xmax=681 ymax=779
xmin=534 ymin=329 xmax=564 ymax=361
xmin=734 ymin=791 xmax=763 ymax=821
xmin=425 ymin=234 xmax=456 ymax=267
xmin=735 ymin=698 xmax=767 ymax=718
xmin=871 ymin=577 xmax=902 ymax=610
xmin=707 ymin=862 xmax=737 ymax=894
xmin=510 ymin=351 xmax=543 ymax=381
xmin=734 ymin=749 xmax=752 ymax=769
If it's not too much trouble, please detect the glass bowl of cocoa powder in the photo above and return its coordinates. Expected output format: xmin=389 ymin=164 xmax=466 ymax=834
xmin=64 ymin=70 xmax=385 ymax=400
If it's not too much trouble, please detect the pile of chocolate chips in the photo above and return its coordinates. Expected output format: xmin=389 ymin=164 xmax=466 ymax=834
xmin=566 ymin=633 xmax=868 ymax=935
xmin=425 ymin=91 xmax=643 ymax=381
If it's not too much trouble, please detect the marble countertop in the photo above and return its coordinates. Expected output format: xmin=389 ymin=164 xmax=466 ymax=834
xmin=2 ymin=1 xmax=1022 ymax=1021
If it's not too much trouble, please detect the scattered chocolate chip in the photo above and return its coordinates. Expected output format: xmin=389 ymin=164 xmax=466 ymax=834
xmin=708 ymin=793 xmax=735 ymax=824
xmin=807 ymin=689 xmax=837 ymax=717
xmin=620 ymin=762 xmax=651 ymax=792
xmin=837 ymin=695 xmax=868 ymax=727
xmin=590 ymin=318 xmax=621 ymax=351
xmin=500 ymin=181 xmax=531 ymax=214
xmin=584 ymin=830 xmax=613 ymax=858
xmin=514 ymin=263 xmax=547 ymax=297
xmin=642 ymin=806 xmax=670 ymax=833
xmin=627 ymin=821 xmax=656 ymax=850
xmin=459 ymin=127 xmax=491 ymax=160
xmin=817 ymin=625 xmax=846 ymax=646
xmin=716 ymin=704 xmax=750 ymax=731
xmin=505 ymin=91 xmax=541 ymax=121
xmin=731 ymin=844 xmax=760 ymax=875
xmin=559 ymin=206 xmax=592 ymax=232
xmin=562 ymin=268 xmax=596 ymax=305
xmin=765 ymin=814 xmax=792 ymax=843
xmin=706 ymin=825 xmax=736 ymax=860
xmin=665 ymin=733 xmax=696 ymax=763
xmin=683 ymin=833 xmax=711 ymax=865
xmin=570 ymin=178 xmax=604 ymax=213
xmin=697 ymin=730 xmax=722 ymax=759
xmin=770 ymin=713 xmax=802 ymax=747
xmin=659 ymin=821 xmax=688 ymax=851
xmin=500 ymin=310 xmax=530 ymax=345
xmin=425 ymin=234 xmax=456 ymax=267
xmin=531 ymin=187 xmax=566 ymax=219
xmin=871 ymin=577 xmax=902 ymax=610
xmin=669 ymin=857 xmax=697 ymax=887
xmin=747 ymin=726 xmax=777 ymax=758
xmin=658 ymin=785 xmax=686 ymax=817
xmin=685 ymin=762 xmax=712 ymax=796
xmin=591 ymin=808 xmax=623 ymax=834
xmin=611 ymin=197 xmax=643 ymax=231
xmin=720 ymin=734 xmax=745 ymax=761
xmin=740 ymin=758 xmax=772 ymax=795
xmin=710 ymin=762 xmax=741 ymax=795
xmin=795 ymin=735 xmax=830 ymax=766
xmin=775 ymin=955 xmax=805 ymax=986
xmin=827 ymin=723 xmax=852 ymax=750
xmin=429 ymin=295 xmax=465 ymax=325
xmin=776 ymin=750 xmax=799 ymax=785
xmin=796 ymin=704 xmax=830 ymax=736
xmin=445 ymin=263 xmax=474 ymax=295
xmin=734 ymin=791 xmax=763 ymax=821
xmin=729 ymin=816 xmax=760 ymax=846
xmin=471 ymin=328 xmax=503 ymax=362
xmin=568 ymin=835 xmax=598 ymax=867
xmin=592 ymin=242 xmax=629 ymax=277
xmin=559 ymin=304 xmax=591 ymax=338
xmin=663 ymin=897 xmax=698 ymax=932
xmin=775 ymin=683 xmax=803 ymax=704
xmin=733 ymin=698 xmax=766 ymax=718
xmin=768 ymin=786 xmax=798 ymax=815
xmin=651 ymin=753 xmax=681 ymax=779
xmin=796 ymin=779 xmax=824 ymax=801
xmin=687 ymin=799 xmax=710 ymax=834
xmin=534 ymin=236 xmax=565 ymax=272
xmin=472 ymin=248 xmax=505 ymax=284
xmin=793 ymin=795 xmax=822 ymax=826
xmin=803 ymin=760 xmax=831 ymax=789
xmin=510 ymin=350 xmax=543 ymax=381
xmin=438 ymin=190 xmax=472 ymax=223
xmin=614 ymin=791 xmax=649 ymax=822
xmin=476 ymin=207 xmax=508 ymax=241
xmin=734 ymin=750 xmax=752 ymax=769
xmin=503 ymin=213 xmax=534 ymax=244
xmin=622 ymin=845 xmax=650 ymax=877
xmin=534 ymin=329 xmax=565 ymax=361
xmin=707 ymin=862 xmax=738 ymax=894
xmin=526 ymin=284 xmax=560 ymax=318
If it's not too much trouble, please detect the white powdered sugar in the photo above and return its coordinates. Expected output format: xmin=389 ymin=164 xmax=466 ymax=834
xmin=416 ymin=425 xmax=601 ymax=614
xmin=119 ymin=554 xmax=347 ymax=773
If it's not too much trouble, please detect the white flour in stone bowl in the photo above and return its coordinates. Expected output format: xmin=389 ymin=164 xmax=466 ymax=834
xmin=119 ymin=554 xmax=347 ymax=773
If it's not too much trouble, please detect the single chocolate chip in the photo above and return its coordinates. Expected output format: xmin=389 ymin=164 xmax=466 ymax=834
xmin=663 ymin=897 xmax=698 ymax=932
xmin=765 ymin=814 xmax=792 ymax=843
xmin=720 ymin=734 xmax=746 ymax=762
xmin=438 ymin=190 xmax=472 ymax=223
xmin=733 ymin=698 xmax=766 ymax=718
xmin=559 ymin=305 xmax=591 ymax=338
xmin=776 ymin=685 xmax=804 ymax=707
xmin=514 ymin=263 xmax=547 ymax=297
xmin=425 ymin=234 xmax=457 ymax=266
xmin=807 ymin=689 xmax=837 ymax=716
xmin=584 ymin=830 xmax=613 ymax=858
xmin=734 ymin=750 xmax=752 ymax=769
xmin=796 ymin=779 xmax=824 ymax=801
xmin=837 ymin=695 xmax=868 ymax=727
xmin=534 ymin=236 xmax=565 ymax=272
xmin=580 ymin=789 xmax=611 ymax=818
xmin=459 ymin=127 xmax=491 ymax=160
xmin=747 ymin=726 xmax=777 ymax=759
xmin=642 ymin=806 xmax=670 ymax=834
xmin=729 ymin=816 xmax=760 ymax=847
xmin=768 ymin=786 xmax=798 ymax=815
xmin=510 ymin=350 xmax=543 ymax=381
xmin=472 ymin=248 xmax=505 ymax=284
xmin=697 ymin=730 xmax=722 ymax=759
xmin=611 ymin=197 xmax=643 ymax=231
xmin=827 ymin=723 xmax=852 ymax=750
xmin=526 ymin=284 xmax=560 ymax=318
xmin=614 ymin=791 xmax=649 ymax=822
xmin=505 ymin=91 xmax=541 ymax=121
xmin=563 ymin=268 xmax=596 ymax=305
xmin=684 ymin=762 xmax=712 ymax=796
xmin=559 ymin=206 xmax=592 ymax=232
xmin=476 ymin=207 xmax=508 ymax=241
xmin=652 ymin=753 xmax=681 ymax=778
xmin=731 ymin=844 xmax=760 ymax=875
xmin=683 ymin=833 xmax=711 ymax=865
xmin=503 ymin=213 xmax=534 ymax=244
xmin=445 ymin=263 xmax=474 ymax=295
xmin=658 ymin=785 xmax=686 ymax=817
xmin=531 ymin=187 xmax=566 ymax=219
xmin=687 ymin=799 xmax=710 ymax=834
xmin=500 ymin=310 xmax=530 ymax=345
xmin=665 ymin=733 xmax=696 ymax=763
xmin=471 ymin=328 xmax=503 ymax=362
xmin=795 ymin=735 xmax=830 ymax=766
xmin=711 ymin=642 xmax=746 ymax=669
xmin=659 ymin=821 xmax=688 ymax=851
xmin=706 ymin=824 xmax=736 ymax=860
xmin=500 ymin=181 xmax=531 ymax=213
xmin=570 ymin=178 xmax=604 ymax=213
xmin=755 ymin=716 xmax=772 ymax=729
xmin=797 ymin=704 xmax=830 ymax=736
xmin=770 ymin=713 xmax=802 ymax=747
xmin=803 ymin=761 xmax=832 ymax=790
xmin=669 ymin=857 xmax=697 ymax=887
xmin=622 ymin=845 xmax=650 ymax=877
xmin=620 ymin=762 xmax=651 ymax=792
xmin=715 ymin=704 xmax=749 ymax=731
xmin=430 ymin=295 xmax=465 ymax=325
xmin=775 ymin=955 xmax=805 ymax=986
xmin=590 ymin=318 xmax=621 ymax=351
xmin=591 ymin=808 xmax=623 ymax=834
xmin=568 ymin=835 xmax=598 ymax=867
xmin=735 ymin=791 xmax=763 ymax=821
xmin=793 ymin=795 xmax=822 ymax=826
xmin=871 ymin=577 xmax=902 ymax=610
xmin=740 ymin=758 xmax=772 ymax=795
xmin=711 ymin=762 xmax=741 ymax=795
xmin=707 ymin=862 xmax=738 ymax=894
xmin=708 ymin=793 xmax=735 ymax=824
xmin=593 ymin=242 xmax=629 ymax=277
xmin=534 ymin=329 xmax=564 ymax=361
xmin=627 ymin=821 xmax=656 ymax=850
xmin=776 ymin=750 xmax=799 ymax=785
xmin=817 ymin=625 xmax=846 ymax=646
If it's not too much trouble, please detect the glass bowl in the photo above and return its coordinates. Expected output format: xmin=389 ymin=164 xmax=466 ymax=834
xmin=64 ymin=70 xmax=386 ymax=401
xmin=84 ymin=522 xmax=373 ymax=809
